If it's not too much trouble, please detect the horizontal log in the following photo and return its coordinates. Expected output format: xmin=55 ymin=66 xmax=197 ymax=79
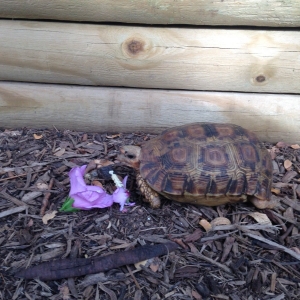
xmin=0 ymin=0 xmax=299 ymax=27
xmin=0 ymin=20 xmax=300 ymax=94
xmin=0 ymin=82 xmax=299 ymax=143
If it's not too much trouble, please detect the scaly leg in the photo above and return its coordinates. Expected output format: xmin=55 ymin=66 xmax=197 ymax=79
xmin=136 ymin=173 xmax=161 ymax=208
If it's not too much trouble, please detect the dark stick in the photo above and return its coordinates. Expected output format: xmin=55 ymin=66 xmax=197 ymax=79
xmin=15 ymin=242 xmax=179 ymax=281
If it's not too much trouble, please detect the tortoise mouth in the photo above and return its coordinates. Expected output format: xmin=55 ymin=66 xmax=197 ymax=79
xmin=116 ymin=153 xmax=131 ymax=166
xmin=119 ymin=147 xmax=126 ymax=155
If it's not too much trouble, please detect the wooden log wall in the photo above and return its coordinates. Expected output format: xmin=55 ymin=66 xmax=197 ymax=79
xmin=0 ymin=0 xmax=299 ymax=27
xmin=1 ymin=82 xmax=299 ymax=142
xmin=0 ymin=0 xmax=300 ymax=142
xmin=0 ymin=21 xmax=299 ymax=94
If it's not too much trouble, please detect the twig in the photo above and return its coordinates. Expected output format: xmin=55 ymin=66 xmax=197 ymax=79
xmin=0 ymin=173 xmax=28 ymax=182
xmin=0 ymin=189 xmax=27 ymax=207
xmin=279 ymin=224 xmax=294 ymax=244
xmin=16 ymin=145 xmax=43 ymax=158
xmin=245 ymin=233 xmax=300 ymax=261
xmin=126 ymin=265 xmax=141 ymax=289
xmin=0 ymin=167 xmax=49 ymax=182
xmin=15 ymin=242 xmax=179 ymax=281
xmin=211 ymin=224 xmax=280 ymax=233
xmin=0 ymin=206 xmax=27 ymax=219
xmin=40 ymin=177 xmax=54 ymax=216
xmin=282 ymin=196 xmax=300 ymax=212
xmin=200 ymin=231 xmax=238 ymax=243
xmin=98 ymin=282 xmax=117 ymax=300
xmin=18 ymin=171 xmax=32 ymax=199
xmin=189 ymin=252 xmax=232 ymax=274
xmin=270 ymin=210 xmax=300 ymax=229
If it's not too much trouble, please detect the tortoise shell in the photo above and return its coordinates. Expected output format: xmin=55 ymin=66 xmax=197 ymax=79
xmin=140 ymin=123 xmax=272 ymax=206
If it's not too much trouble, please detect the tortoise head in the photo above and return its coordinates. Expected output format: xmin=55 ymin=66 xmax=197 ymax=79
xmin=117 ymin=145 xmax=141 ymax=169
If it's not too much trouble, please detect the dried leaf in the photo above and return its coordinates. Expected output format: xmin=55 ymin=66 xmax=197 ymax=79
xmin=276 ymin=141 xmax=290 ymax=148
xmin=42 ymin=211 xmax=57 ymax=224
xmin=59 ymin=285 xmax=71 ymax=300
xmin=291 ymin=144 xmax=300 ymax=149
xmin=283 ymin=207 xmax=294 ymax=220
xmin=183 ymin=229 xmax=203 ymax=243
xmin=33 ymin=133 xmax=43 ymax=140
xmin=27 ymin=219 xmax=34 ymax=227
xmin=211 ymin=217 xmax=231 ymax=227
xmin=271 ymin=188 xmax=281 ymax=195
xmin=291 ymin=247 xmax=300 ymax=254
xmin=53 ymin=148 xmax=66 ymax=157
xmin=134 ymin=259 xmax=148 ymax=270
xmin=95 ymin=159 xmax=115 ymax=167
xmin=284 ymin=159 xmax=292 ymax=170
xmin=92 ymin=180 xmax=103 ymax=188
xmin=36 ymin=182 xmax=48 ymax=190
xmin=187 ymin=242 xmax=199 ymax=254
xmin=199 ymin=219 xmax=212 ymax=232
xmin=248 ymin=212 xmax=272 ymax=226
xmin=268 ymin=147 xmax=278 ymax=160
xmin=150 ymin=262 xmax=159 ymax=272
xmin=106 ymin=134 xmax=120 ymax=139
xmin=192 ymin=290 xmax=202 ymax=300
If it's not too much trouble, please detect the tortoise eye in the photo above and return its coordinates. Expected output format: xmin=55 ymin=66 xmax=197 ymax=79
xmin=127 ymin=154 xmax=135 ymax=159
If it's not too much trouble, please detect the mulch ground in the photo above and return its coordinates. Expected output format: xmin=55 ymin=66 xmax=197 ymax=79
xmin=1 ymin=127 xmax=300 ymax=300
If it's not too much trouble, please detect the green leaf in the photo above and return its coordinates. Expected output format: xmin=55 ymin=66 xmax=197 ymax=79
xmin=60 ymin=197 xmax=80 ymax=212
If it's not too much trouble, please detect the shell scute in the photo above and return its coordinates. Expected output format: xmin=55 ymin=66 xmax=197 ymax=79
xmin=234 ymin=142 xmax=259 ymax=172
xmin=184 ymin=172 xmax=210 ymax=196
xmin=226 ymin=172 xmax=247 ymax=196
xmin=162 ymin=173 xmax=188 ymax=195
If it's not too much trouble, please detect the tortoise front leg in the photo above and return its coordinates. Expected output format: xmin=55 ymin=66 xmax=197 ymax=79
xmin=136 ymin=173 xmax=161 ymax=208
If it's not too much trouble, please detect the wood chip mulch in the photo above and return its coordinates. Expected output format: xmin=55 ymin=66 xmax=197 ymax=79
xmin=1 ymin=128 xmax=300 ymax=300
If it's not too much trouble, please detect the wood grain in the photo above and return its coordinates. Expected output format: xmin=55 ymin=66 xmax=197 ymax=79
xmin=1 ymin=82 xmax=299 ymax=142
xmin=0 ymin=0 xmax=299 ymax=27
xmin=0 ymin=20 xmax=300 ymax=94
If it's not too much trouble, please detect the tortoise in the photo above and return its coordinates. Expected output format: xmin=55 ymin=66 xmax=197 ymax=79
xmin=117 ymin=123 xmax=276 ymax=209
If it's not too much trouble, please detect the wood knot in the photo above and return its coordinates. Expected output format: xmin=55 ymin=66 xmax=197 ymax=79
xmin=250 ymin=67 xmax=272 ymax=86
xmin=256 ymin=75 xmax=266 ymax=83
xmin=127 ymin=40 xmax=144 ymax=55
xmin=122 ymin=37 xmax=145 ymax=57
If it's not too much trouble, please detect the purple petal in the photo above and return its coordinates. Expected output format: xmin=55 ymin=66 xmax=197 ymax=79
xmin=69 ymin=165 xmax=88 ymax=195
xmin=72 ymin=191 xmax=113 ymax=210
xmin=122 ymin=175 xmax=128 ymax=188
xmin=112 ymin=187 xmax=130 ymax=211
xmin=69 ymin=165 xmax=114 ymax=210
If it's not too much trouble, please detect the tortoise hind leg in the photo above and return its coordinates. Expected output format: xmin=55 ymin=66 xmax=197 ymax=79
xmin=136 ymin=173 xmax=161 ymax=208
xmin=250 ymin=196 xmax=278 ymax=209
